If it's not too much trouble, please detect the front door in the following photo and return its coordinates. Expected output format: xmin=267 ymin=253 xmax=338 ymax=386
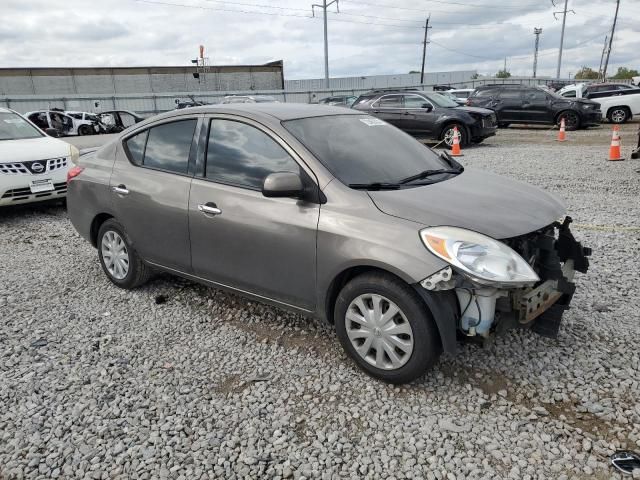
xmin=370 ymin=94 xmax=405 ymax=128
xmin=189 ymin=117 xmax=320 ymax=310
xmin=400 ymin=94 xmax=437 ymax=137
xmin=110 ymin=117 xmax=199 ymax=271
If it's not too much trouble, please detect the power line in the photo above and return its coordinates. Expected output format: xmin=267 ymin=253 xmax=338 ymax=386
xmin=342 ymin=0 xmax=541 ymax=11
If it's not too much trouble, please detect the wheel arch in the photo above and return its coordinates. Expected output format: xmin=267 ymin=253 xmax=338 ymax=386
xmin=90 ymin=213 xmax=114 ymax=247
xmin=323 ymin=265 xmax=459 ymax=354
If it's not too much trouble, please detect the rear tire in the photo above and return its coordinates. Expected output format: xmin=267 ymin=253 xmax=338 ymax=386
xmin=97 ymin=219 xmax=151 ymax=289
xmin=334 ymin=272 xmax=442 ymax=384
xmin=607 ymin=107 xmax=630 ymax=124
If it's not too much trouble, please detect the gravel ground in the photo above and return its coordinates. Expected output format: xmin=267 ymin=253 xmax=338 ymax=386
xmin=1 ymin=124 xmax=639 ymax=479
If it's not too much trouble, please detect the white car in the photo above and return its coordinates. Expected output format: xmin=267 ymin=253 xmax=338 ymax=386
xmin=447 ymin=89 xmax=475 ymax=101
xmin=25 ymin=110 xmax=100 ymax=136
xmin=557 ymin=83 xmax=640 ymax=123
xmin=0 ymin=108 xmax=79 ymax=206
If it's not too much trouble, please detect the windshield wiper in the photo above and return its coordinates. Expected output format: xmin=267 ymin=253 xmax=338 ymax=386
xmin=398 ymin=168 xmax=462 ymax=185
xmin=348 ymin=182 xmax=401 ymax=191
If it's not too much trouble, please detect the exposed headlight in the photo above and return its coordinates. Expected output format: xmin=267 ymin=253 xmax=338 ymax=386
xmin=420 ymin=226 xmax=540 ymax=286
xmin=69 ymin=145 xmax=80 ymax=164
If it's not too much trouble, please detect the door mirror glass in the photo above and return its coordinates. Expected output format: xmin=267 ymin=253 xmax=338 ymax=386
xmin=262 ymin=172 xmax=304 ymax=198
xmin=44 ymin=128 xmax=60 ymax=137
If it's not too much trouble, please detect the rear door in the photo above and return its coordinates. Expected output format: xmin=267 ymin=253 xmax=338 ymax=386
xmin=188 ymin=116 xmax=320 ymax=310
xmin=110 ymin=116 xmax=199 ymax=271
xmin=521 ymin=89 xmax=553 ymax=123
xmin=495 ymin=90 xmax=524 ymax=122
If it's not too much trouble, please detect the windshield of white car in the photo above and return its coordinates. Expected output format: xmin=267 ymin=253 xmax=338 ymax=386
xmin=282 ymin=114 xmax=450 ymax=187
xmin=422 ymin=93 xmax=460 ymax=108
xmin=0 ymin=112 xmax=44 ymax=140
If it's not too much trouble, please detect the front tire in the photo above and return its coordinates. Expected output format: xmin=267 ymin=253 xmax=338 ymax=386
xmin=78 ymin=125 xmax=92 ymax=136
xmin=440 ymin=123 xmax=467 ymax=149
xmin=334 ymin=272 xmax=442 ymax=384
xmin=97 ymin=219 xmax=150 ymax=289
xmin=556 ymin=111 xmax=580 ymax=131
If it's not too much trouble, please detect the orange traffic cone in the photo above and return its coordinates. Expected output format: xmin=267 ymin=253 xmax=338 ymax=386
xmin=451 ymin=126 xmax=463 ymax=156
xmin=608 ymin=125 xmax=624 ymax=161
xmin=557 ymin=117 xmax=567 ymax=142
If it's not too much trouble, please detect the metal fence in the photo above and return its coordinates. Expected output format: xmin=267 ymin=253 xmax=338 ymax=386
xmin=1 ymin=76 xmax=626 ymax=116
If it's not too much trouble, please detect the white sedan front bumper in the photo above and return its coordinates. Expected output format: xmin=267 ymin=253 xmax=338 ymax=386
xmin=0 ymin=157 xmax=70 ymax=206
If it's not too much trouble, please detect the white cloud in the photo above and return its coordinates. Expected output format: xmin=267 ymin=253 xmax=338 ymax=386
xmin=0 ymin=0 xmax=638 ymax=79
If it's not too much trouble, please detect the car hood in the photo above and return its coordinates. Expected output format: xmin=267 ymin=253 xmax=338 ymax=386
xmin=0 ymin=136 xmax=71 ymax=163
xmin=368 ymin=168 xmax=566 ymax=239
xmin=454 ymin=106 xmax=495 ymax=116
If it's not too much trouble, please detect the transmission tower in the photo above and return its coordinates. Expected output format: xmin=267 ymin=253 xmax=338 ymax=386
xmin=602 ymin=0 xmax=621 ymax=80
xmin=533 ymin=28 xmax=542 ymax=78
xmin=312 ymin=0 xmax=339 ymax=89
xmin=552 ymin=0 xmax=575 ymax=79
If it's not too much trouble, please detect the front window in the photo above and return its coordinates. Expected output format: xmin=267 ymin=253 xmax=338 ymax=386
xmin=0 ymin=112 xmax=44 ymax=140
xmin=282 ymin=114 xmax=448 ymax=186
xmin=422 ymin=93 xmax=459 ymax=108
xmin=206 ymin=119 xmax=300 ymax=189
xmin=404 ymin=95 xmax=432 ymax=109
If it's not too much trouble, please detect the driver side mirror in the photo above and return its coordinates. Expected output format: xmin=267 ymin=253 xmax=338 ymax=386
xmin=44 ymin=128 xmax=60 ymax=137
xmin=422 ymin=104 xmax=433 ymax=112
xmin=262 ymin=172 xmax=304 ymax=199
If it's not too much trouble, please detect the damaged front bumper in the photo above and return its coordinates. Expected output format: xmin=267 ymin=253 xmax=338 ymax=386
xmin=421 ymin=217 xmax=591 ymax=340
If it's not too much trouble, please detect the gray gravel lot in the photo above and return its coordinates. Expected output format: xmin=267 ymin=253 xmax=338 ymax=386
xmin=1 ymin=123 xmax=640 ymax=479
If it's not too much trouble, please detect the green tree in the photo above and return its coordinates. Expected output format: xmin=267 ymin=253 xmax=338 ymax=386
xmin=611 ymin=67 xmax=640 ymax=79
xmin=495 ymin=69 xmax=511 ymax=79
xmin=574 ymin=66 xmax=599 ymax=80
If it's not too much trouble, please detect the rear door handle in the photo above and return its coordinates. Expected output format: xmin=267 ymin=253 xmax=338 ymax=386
xmin=198 ymin=202 xmax=222 ymax=216
xmin=112 ymin=185 xmax=129 ymax=195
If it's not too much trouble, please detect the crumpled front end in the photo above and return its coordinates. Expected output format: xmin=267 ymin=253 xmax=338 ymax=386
xmin=421 ymin=217 xmax=591 ymax=339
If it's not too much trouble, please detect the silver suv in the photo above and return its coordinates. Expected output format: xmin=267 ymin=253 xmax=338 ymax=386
xmin=67 ymin=104 xmax=590 ymax=384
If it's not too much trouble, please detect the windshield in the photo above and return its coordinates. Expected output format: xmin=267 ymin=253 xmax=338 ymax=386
xmin=282 ymin=115 xmax=448 ymax=186
xmin=423 ymin=92 xmax=460 ymax=108
xmin=0 ymin=112 xmax=44 ymax=140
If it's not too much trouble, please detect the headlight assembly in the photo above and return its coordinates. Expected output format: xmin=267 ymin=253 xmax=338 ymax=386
xmin=420 ymin=226 xmax=539 ymax=286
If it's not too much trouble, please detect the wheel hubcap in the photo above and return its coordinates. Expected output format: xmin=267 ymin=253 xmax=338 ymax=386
xmin=345 ymin=294 xmax=414 ymax=370
xmin=101 ymin=231 xmax=129 ymax=280
xmin=444 ymin=128 xmax=457 ymax=146
xmin=612 ymin=110 xmax=625 ymax=122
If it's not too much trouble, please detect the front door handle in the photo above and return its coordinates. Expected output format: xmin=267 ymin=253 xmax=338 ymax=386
xmin=198 ymin=203 xmax=222 ymax=216
xmin=112 ymin=185 xmax=129 ymax=195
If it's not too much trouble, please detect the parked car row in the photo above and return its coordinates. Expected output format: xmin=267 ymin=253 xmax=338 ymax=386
xmin=25 ymin=109 xmax=144 ymax=136
xmin=557 ymin=83 xmax=640 ymax=124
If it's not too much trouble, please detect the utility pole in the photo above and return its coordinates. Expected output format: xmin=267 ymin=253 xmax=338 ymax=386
xmin=602 ymin=0 xmax=621 ymax=81
xmin=533 ymin=28 xmax=542 ymax=78
xmin=312 ymin=0 xmax=339 ymax=89
xmin=420 ymin=15 xmax=431 ymax=84
xmin=552 ymin=0 xmax=574 ymax=79
xmin=598 ymin=35 xmax=608 ymax=80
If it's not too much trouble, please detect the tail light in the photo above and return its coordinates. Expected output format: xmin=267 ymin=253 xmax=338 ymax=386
xmin=67 ymin=166 xmax=84 ymax=183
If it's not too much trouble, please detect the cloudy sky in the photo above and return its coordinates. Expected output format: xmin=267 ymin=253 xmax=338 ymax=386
xmin=1 ymin=0 xmax=638 ymax=80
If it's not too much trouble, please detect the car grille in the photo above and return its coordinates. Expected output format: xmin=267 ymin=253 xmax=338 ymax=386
xmin=0 ymin=158 xmax=68 ymax=175
xmin=1 ymin=182 xmax=67 ymax=201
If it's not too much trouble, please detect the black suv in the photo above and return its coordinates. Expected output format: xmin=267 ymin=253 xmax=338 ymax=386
xmin=352 ymin=89 xmax=497 ymax=147
xmin=467 ymin=85 xmax=602 ymax=130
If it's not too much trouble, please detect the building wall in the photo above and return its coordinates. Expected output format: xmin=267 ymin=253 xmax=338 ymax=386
xmin=0 ymin=63 xmax=284 ymax=96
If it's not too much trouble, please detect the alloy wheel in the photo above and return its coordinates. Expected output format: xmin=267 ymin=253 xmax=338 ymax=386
xmin=345 ymin=294 xmax=414 ymax=370
xmin=101 ymin=231 xmax=130 ymax=280
xmin=443 ymin=127 xmax=460 ymax=147
xmin=611 ymin=109 xmax=627 ymax=123
xmin=559 ymin=112 xmax=578 ymax=129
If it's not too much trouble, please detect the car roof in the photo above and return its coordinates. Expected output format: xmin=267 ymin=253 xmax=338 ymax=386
xmin=154 ymin=103 xmax=362 ymax=122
